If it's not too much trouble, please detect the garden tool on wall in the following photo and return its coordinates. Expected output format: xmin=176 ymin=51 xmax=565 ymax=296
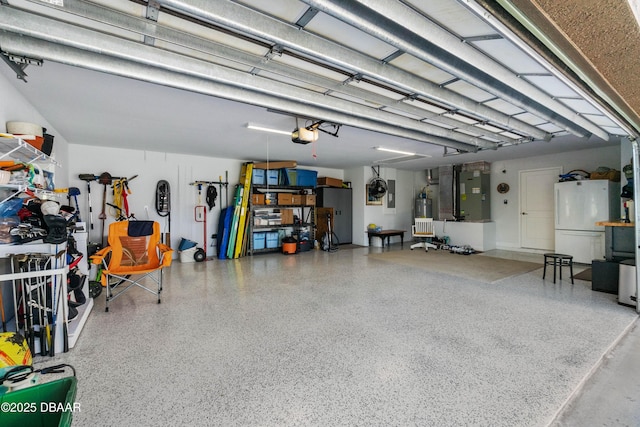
xmin=79 ymin=174 xmax=97 ymax=230
xmin=156 ymin=180 xmax=171 ymax=245
xmin=98 ymin=172 xmax=112 ymax=246
xmin=112 ymin=175 xmax=138 ymax=219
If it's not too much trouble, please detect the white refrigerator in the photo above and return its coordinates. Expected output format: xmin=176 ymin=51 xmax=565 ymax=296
xmin=554 ymin=180 xmax=620 ymax=264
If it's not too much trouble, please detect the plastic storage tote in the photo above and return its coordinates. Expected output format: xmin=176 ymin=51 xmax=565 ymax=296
xmin=252 ymin=169 xmax=266 ymax=185
xmin=266 ymin=232 xmax=279 ymax=249
xmin=296 ymin=169 xmax=318 ymax=187
xmin=266 ymin=170 xmax=279 ymax=185
xmin=253 ymin=232 xmax=266 ymax=250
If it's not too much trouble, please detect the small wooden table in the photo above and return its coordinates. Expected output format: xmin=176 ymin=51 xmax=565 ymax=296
xmin=367 ymin=229 xmax=406 ymax=247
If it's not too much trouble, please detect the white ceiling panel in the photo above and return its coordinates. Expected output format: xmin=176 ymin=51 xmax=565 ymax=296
xmin=256 ymin=70 xmax=327 ymax=93
xmin=602 ymin=126 xmax=627 ymax=136
xmin=154 ymin=40 xmax=255 ymax=73
xmin=455 ymin=128 xmax=482 ymax=137
xmin=8 ymin=0 xmax=143 ymax=42
xmin=559 ymin=98 xmax=607 ymax=116
xmin=512 ymin=112 xmax=548 ymax=126
xmin=81 ymin=0 xmax=145 ymax=16
xmin=303 ymin=12 xmax=398 ymax=59
xmin=580 ymin=114 xmax=618 ymax=128
xmin=522 ymin=75 xmax=579 ymax=99
xmin=422 ymin=118 xmax=456 ymax=130
xmin=472 ymin=39 xmax=549 ymax=75
xmin=500 ymin=131 xmax=525 ymax=140
xmin=446 ymin=80 xmax=494 ymax=103
xmin=446 ymin=113 xmax=480 ymax=125
xmin=537 ymin=123 xmax=565 ymax=133
xmin=349 ymin=80 xmax=407 ymax=101
xmin=272 ymin=55 xmax=347 ymax=82
xmin=381 ymin=106 xmax=425 ymax=121
xmin=233 ymin=0 xmax=309 ymax=23
xmin=158 ymin=13 xmax=268 ymax=56
xmin=404 ymin=0 xmax=497 ymax=38
xmin=389 ymin=53 xmax=454 ymax=84
xmin=474 ymin=123 xmax=507 ymax=134
xmin=328 ymin=92 xmax=383 ymax=109
xmin=483 ymin=98 xmax=525 ymax=116
xmin=407 ymin=98 xmax=449 ymax=115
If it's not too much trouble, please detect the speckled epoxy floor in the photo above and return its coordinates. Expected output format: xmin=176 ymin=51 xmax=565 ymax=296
xmin=35 ymin=246 xmax=638 ymax=426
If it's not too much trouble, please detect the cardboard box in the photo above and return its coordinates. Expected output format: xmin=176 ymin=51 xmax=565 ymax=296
xmin=291 ymin=195 xmax=302 ymax=205
xmin=303 ymin=194 xmax=316 ymax=205
xmin=317 ymin=177 xmax=343 ymax=188
xmin=278 ymin=193 xmax=294 ymax=205
xmin=281 ymin=208 xmax=294 ymax=225
xmin=251 ymin=194 xmax=265 ymax=205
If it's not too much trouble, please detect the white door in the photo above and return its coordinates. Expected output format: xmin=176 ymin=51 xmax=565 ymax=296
xmin=520 ymin=167 xmax=562 ymax=250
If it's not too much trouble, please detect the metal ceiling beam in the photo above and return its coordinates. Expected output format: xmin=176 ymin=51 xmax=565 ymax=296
xmin=156 ymin=0 xmax=550 ymax=140
xmin=0 ymin=5 xmax=494 ymax=150
xmin=301 ymin=0 xmax=609 ymax=141
xmin=0 ymin=33 xmax=479 ymax=153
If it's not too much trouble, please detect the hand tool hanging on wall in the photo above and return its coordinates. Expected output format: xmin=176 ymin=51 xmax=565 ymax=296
xmin=155 ymin=180 xmax=171 ymax=245
xmin=98 ymin=172 xmax=112 ymax=247
xmin=78 ymin=174 xmax=97 ymax=230
xmin=112 ymin=175 xmax=138 ymax=219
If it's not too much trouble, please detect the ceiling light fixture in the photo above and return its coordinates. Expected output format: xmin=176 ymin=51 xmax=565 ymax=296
xmin=375 ymin=146 xmax=416 ymax=156
xmin=246 ymin=123 xmax=291 ymax=136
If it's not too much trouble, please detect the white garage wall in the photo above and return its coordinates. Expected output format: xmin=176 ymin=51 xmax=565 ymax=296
xmin=0 ymin=71 xmax=69 ymax=187
xmin=67 ymin=144 xmax=343 ymax=257
xmin=409 ymin=145 xmax=621 ymax=252
xmin=490 ymin=145 xmax=620 ymax=250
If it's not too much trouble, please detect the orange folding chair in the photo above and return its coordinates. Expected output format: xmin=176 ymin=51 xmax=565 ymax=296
xmin=91 ymin=221 xmax=173 ymax=312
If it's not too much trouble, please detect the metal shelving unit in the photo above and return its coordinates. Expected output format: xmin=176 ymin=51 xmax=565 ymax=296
xmin=0 ymin=136 xmax=60 ymax=204
xmin=249 ymin=184 xmax=316 ymax=254
xmin=0 ymin=136 xmax=91 ymax=356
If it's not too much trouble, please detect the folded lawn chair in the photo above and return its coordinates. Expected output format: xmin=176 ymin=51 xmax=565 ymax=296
xmin=91 ymin=221 xmax=173 ymax=312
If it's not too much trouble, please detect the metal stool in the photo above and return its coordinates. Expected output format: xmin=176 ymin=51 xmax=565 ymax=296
xmin=543 ymin=253 xmax=574 ymax=284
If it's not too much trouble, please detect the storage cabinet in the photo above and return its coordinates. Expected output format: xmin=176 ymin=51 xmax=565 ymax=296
xmin=249 ymin=184 xmax=316 ymax=254
xmin=316 ymin=187 xmax=352 ymax=244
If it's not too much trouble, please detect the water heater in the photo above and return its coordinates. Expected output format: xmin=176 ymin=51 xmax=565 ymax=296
xmin=415 ymin=198 xmax=433 ymax=218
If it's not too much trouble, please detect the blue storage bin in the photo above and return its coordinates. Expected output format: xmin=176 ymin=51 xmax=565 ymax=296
xmin=252 ymin=169 xmax=266 ymax=185
xmin=266 ymin=170 xmax=279 ymax=185
xmin=266 ymin=231 xmax=279 ymax=249
xmin=296 ymin=169 xmax=318 ymax=187
xmin=253 ymin=232 xmax=266 ymax=250
xmin=281 ymin=168 xmax=296 ymax=185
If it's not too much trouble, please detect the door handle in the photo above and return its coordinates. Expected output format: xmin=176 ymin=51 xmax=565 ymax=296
xmin=521 ymin=212 xmax=528 ymax=215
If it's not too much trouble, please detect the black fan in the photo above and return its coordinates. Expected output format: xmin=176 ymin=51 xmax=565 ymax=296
xmin=368 ymin=176 xmax=388 ymax=199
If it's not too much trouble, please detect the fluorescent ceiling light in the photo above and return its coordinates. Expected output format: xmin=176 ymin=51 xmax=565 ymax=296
xmin=246 ymin=123 xmax=291 ymax=136
xmin=375 ymin=146 xmax=416 ymax=156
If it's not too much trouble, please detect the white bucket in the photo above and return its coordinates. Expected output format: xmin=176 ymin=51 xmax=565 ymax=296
xmin=179 ymin=247 xmax=198 ymax=263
